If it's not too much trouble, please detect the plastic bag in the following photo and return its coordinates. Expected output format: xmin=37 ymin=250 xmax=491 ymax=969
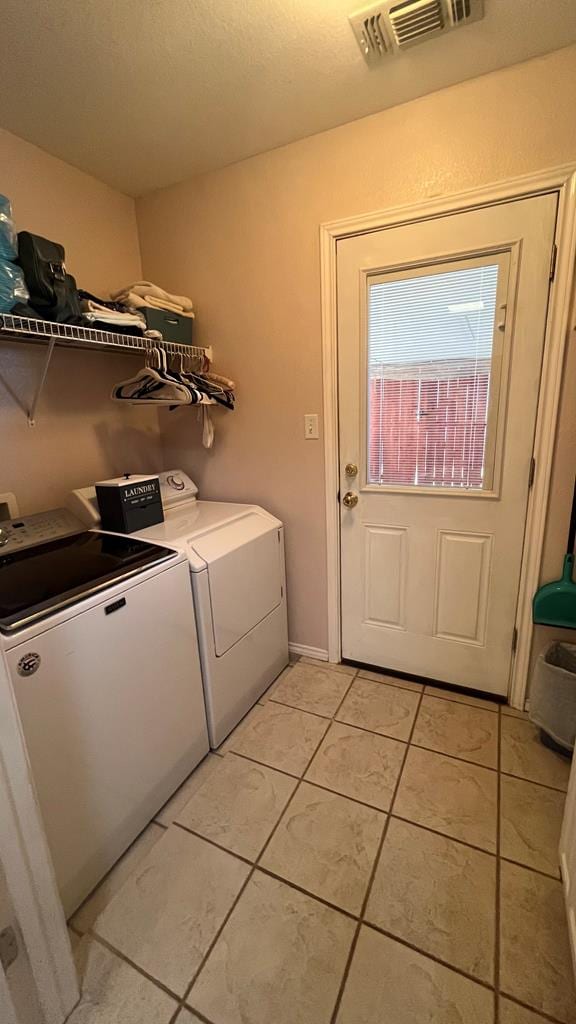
xmin=530 ymin=642 xmax=576 ymax=752
xmin=0 ymin=259 xmax=29 ymax=312
xmin=0 ymin=195 xmax=17 ymax=261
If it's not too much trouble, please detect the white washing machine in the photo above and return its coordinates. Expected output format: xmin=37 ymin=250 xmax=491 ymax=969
xmin=69 ymin=471 xmax=289 ymax=747
xmin=0 ymin=509 xmax=209 ymax=916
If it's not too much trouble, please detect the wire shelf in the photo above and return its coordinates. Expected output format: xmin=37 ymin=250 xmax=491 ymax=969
xmin=0 ymin=313 xmax=216 ymax=425
xmin=0 ymin=313 xmax=213 ymax=361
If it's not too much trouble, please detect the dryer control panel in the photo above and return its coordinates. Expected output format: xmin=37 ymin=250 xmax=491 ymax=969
xmin=0 ymin=508 xmax=84 ymax=555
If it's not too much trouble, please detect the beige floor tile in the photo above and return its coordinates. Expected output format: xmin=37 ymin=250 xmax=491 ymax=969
xmin=336 ymin=678 xmax=420 ymax=742
xmin=71 ymin=823 xmax=165 ymax=933
xmin=258 ymin=666 xmax=292 ymax=703
xmin=394 ymin=746 xmax=497 ymax=852
xmin=154 ymin=755 xmax=222 ymax=825
xmin=500 ymin=775 xmax=564 ymax=877
xmin=270 ymin=661 xmax=352 ymax=717
xmin=94 ymin=826 xmax=250 ymax=996
xmin=425 ymin=685 xmax=499 ymax=711
xmin=260 ymin=781 xmax=385 ymax=913
xmin=175 ymin=752 xmax=297 ymax=859
xmin=189 ymin=871 xmax=355 ymax=1024
xmin=336 ymin=926 xmax=494 ymax=1024
xmin=175 ymin=1013 xmax=203 ymax=1024
xmin=224 ymin=701 xmax=329 ymax=776
xmin=69 ymin=936 xmax=176 ymax=1024
xmin=301 ymin=657 xmax=357 ymax=675
xmin=305 ymin=721 xmax=406 ymax=811
xmin=499 ymin=998 xmax=552 ymax=1023
xmin=412 ymin=696 xmax=498 ymax=768
xmin=218 ymin=701 xmax=262 ymax=752
xmin=366 ymin=818 xmax=496 ymax=983
xmin=501 ymin=716 xmax=570 ymax=791
xmin=358 ymin=669 xmax=423 ymax=692
xmin=500 ymin=860 xmax=576 ymax=1023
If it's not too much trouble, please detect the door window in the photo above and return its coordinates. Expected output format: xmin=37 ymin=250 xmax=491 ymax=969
xmin=366 ymin=254 xmax=508 ymax=491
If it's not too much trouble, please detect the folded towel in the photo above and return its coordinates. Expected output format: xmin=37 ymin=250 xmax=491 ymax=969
xmin=111 ymin=280 xmax=194 ymax=313
xmin=81 ymin=298 xmax=146 ymax=328
xmin=112 ymin=290 xmax=195 ymax=318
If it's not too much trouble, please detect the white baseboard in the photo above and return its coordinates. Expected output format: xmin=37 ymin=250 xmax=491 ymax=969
xmin=288 ymin=643 xmax=329 ymax=662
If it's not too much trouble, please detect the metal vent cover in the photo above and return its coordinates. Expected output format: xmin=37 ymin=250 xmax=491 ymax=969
xmin=349 ymin=0 xmax=483 ymax=62
xmin=388 ymin=0 xmax=445 ymax=48
xmin=348 ymin=8 xmax=390 ymax=63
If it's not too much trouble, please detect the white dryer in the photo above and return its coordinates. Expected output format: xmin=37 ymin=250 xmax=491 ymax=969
xmin=70 ymin=471 xmax=289 ymax=747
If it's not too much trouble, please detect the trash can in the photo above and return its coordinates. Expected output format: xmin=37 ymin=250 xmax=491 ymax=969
xmin=529 ymin=642 xmax=576 ymax=755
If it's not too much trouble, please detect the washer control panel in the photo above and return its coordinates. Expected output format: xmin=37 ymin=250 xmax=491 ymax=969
xmin=0 ymin=508 xmax=84 ymax=555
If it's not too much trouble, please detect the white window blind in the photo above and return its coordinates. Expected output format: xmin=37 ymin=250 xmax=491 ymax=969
xmin=367 ymin=262 xmax=500 ymax=489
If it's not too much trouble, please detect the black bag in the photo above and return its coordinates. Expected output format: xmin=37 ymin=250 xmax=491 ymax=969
xmin=17 ymin=232 xmax=82 ymax=323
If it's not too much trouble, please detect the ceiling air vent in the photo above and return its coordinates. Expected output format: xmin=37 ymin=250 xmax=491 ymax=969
xmin=349 ymin=8 xmax=391 ymax=64
xmin=349 ymin=0 xmax=483 ymax=63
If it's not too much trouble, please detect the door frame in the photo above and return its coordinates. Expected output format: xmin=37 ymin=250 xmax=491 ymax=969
xmin=320 ymin=164 xmax=576 ymax=708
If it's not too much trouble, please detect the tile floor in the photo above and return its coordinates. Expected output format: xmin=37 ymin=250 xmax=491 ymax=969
xmin=67 ymin=659 xmax=576 ymax=1024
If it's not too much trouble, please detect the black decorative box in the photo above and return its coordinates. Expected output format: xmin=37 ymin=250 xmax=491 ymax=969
xmin=95 ymin=475 xmax=164 ymax=533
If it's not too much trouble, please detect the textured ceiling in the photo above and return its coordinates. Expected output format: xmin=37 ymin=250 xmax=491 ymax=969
xmin=1 ymin=1 xmax=575 ymax=196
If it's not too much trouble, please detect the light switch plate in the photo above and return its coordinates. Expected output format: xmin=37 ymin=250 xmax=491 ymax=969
xmin=304 ymin=414 xmax=319 ymax=439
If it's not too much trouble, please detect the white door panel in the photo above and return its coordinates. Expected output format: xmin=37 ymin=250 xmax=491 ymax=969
xmin=338 ymin=194 xmax=557 ymax=695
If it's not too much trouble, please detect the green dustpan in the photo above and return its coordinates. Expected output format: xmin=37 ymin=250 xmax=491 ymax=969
xmin=533 ymin=477 xmax=576 ymax=629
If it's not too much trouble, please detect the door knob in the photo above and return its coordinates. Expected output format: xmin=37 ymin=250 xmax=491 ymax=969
xmin=342 ymin=491 xmax=358 ymax=509
xmin=345 ymin=463 xmax=358 ymax=478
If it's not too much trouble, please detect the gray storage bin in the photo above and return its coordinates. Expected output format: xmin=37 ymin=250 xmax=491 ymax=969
xmin=529 ymin=642 xmax=576 ymax=753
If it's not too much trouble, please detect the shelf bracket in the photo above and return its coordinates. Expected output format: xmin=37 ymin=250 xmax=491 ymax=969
xmin=28 ymin=336 xmax=56 ymax=427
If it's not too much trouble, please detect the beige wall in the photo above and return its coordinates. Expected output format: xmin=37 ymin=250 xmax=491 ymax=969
xmin=136 ymin=45 xmax=576 ymax=652
xmin=0 ymin=127 xmax=162 ymax=515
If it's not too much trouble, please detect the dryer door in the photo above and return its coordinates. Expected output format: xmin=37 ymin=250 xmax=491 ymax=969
xmin=189 ymin=514 xmax=283 ymax=655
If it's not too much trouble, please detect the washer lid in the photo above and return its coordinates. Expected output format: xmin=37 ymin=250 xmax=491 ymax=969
xmin=190 ymin=512 xmax=284 ymax=656
xmin=0 ymin=531 xmax=176 ymax=634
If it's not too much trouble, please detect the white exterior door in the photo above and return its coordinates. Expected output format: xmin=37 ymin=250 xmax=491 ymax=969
xmin=337 ymin=193 xmax=557 ymax=695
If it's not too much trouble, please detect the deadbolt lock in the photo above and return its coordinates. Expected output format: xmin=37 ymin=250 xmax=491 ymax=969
xmin=342 ymin=491 xmax=359 ymax=509
xmin=345 ymin=463 xmax=358 ymax=478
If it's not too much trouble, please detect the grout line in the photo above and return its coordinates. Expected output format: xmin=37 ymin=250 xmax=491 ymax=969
xmin=219 ymin=748 xmax=300 ymax=779
xmin=389 ymin=812 xmax=497 ymax=858
xmin=181 ymin=1007 xmax=219 ymax=1024
xmin=182 ymin=864 xmax=257 ymax=1010
xmin=332 ymin=713 xmax=416 ymax=746
xmin=498 ymin=991 xmax=571 ymax=1024
xmin=254 ymin=864 xmax=359 ymax=922
xmin=268 ymin=696 xmax=335 ymax=719
xmin=86 ymin=931 xmax=183 ymax=1001
xmin=423 ymin=690 xmax=500 ymax=713
xmin=494 ymin=706 xmax=502 ymax=1024
xmin=500 ymin=767 xmax=568 ymax=795
xmin=329 ymin=685 xmax=426 ymax=1023
xmin=267 ymin=695 xmax=345 ymax=721
xmin=499 ymin=855 xmax=562 ymax=883
xmin=409 ymin=739 xmax=499 ymax=773
xmin=181 ymin=694 xmax=335 ymax=1017
xmin=171 ymin=821 xmax=254 ymax=865
xmin=363 ymin=920 xmax=494 ymax=992
xmin=331 ymin=670 xmax=360 ymax=719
